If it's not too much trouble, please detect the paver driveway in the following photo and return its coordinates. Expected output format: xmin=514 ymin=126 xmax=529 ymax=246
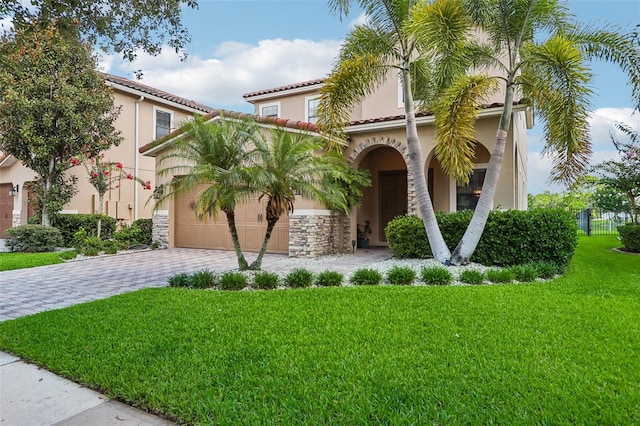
xmin=0 ymin=247 xmax=392 ymax=322
xmin=0 ymin=249 xmax=285 ymax=322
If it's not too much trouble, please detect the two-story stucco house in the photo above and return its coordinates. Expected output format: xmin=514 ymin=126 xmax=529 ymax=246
xmin=143 ymin=74 xmax=531 ymax=257
xmin=0 ymin=74 xmax=214 ymax=238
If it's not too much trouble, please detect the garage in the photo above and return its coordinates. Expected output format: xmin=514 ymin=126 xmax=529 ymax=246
xmin=173 ymin=185 xmax=289 ymax=254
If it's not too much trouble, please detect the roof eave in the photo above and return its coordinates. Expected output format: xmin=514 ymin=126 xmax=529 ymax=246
xmin=346 ymin=103 xmax=528 ymax=134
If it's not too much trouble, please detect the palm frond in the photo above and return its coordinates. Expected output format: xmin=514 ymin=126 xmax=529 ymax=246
xmin=520 ymin=35 xmax=593 ymax=184
xmin=567 ymin=24 xmax=640 ymax=111
xmin=316 ymin=51 xmax=390 ymax=139
xmin=433 ymin=74 xmax=499 ymax=183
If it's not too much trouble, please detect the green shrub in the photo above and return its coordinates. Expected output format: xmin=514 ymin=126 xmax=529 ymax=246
xmin=459 ymin=269 xmax=485 ymax=285
xmin=316 ymin=270 xmax=344 ymax=287
xmin=386 ymin=266 xmax=416 ymax=285
xmin=51 ymin=214 xmax=116 ymax=246
xmin=102 ymin=240 xmax=122 ymax=254
xmin=530 ymin=261 xmax=560 ymax=280
xmin=385 ymin=216 xmax=431 ymax=258
xmin=219 ymin=272 xmax=247 ymax=291
xmin=113 ymin=223 xmax=144 ymax=247
xmin=6 ymin=225 xmax=63 ymax=252
xmin=168 ymin=273 xmax=191 ymax=288
xmin=385 ymin=209 xmax=578 ymax=269
xmin=133 ymin=219 xmax=153 ymax=245
xmin=253 ymin=271 xmax=280 ymax=290
xmin=509 ymin=264 xmax=538 ymax=282
xmin=58 ymin=249 xmax=78 ymax=260
xmin=79 ymin=236 xmax=103 ymax=256
xmin=190 ymin=270 xmax=217 ymax=289
xmin=617 ymin=224 xmax=640 ymax=253
xmin=421 ymin=266 xmax=453 ymax=286
xmin=285 ymin=268 xmax=314 ymax=288
xmin=350 ymin=268 xmax=383 ymax=286
xmin=486 ymin=268 xmax=515 ymax=283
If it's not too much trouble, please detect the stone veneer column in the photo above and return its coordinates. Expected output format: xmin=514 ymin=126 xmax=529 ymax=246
xmin=152 ymin=210 xmax=169 ymax=249
xmin=289 ymin=210 xmax=344 ymax=258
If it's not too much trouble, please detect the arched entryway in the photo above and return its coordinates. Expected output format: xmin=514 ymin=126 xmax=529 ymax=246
xmin=349 ymin=138 xmax=411 ymax=246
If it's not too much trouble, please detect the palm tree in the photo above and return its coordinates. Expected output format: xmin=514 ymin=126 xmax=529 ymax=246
xmin=156 ymin=114 xmax=260 ymax=270
xmin=317 ymin=0 xmax=454 ymax=264
xmin=408 ymin=0 xmax=640 ymax=264
xmin=248 ymin=128 xmax=349 ymax=270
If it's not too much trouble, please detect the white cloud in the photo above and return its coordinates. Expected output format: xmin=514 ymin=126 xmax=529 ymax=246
xmin=0 ymin=17 xmax=14 ymax=32
xmin=349 ymin=12 xmax=369 ymax=29
xmin=527 ymin=107 xmax=639 ymax=194
xmin=97 ymin=53 xmax=115 ymax=73
xmin=115 ymin=38 xmax=342 ymax=111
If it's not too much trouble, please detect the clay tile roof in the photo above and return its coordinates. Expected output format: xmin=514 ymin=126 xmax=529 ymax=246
xmin=104 ymin=74 xmax=215 ymax=113
xmin=348 ymin=102 xmax=517 ymax=126
xmin=243 ymin=78 xmax=327 ymax=99
xmin=139 ymin=109 xmax=319 ymax=155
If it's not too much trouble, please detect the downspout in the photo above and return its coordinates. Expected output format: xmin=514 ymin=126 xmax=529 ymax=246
xmin=134 ymin=95 xmax=145 ymax=220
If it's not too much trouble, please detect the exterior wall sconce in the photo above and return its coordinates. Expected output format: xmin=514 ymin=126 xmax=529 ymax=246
xmin=8 ymin=184 xmax=19 ymax=197
xmin=153 ymin=184 xmax=165 ymax=200
xmin=473 ymin=188 xmax=482 ymax=197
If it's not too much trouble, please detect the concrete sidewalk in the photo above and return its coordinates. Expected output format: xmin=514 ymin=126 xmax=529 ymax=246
xmin=0 ymin=247 xmax=391 ymax=425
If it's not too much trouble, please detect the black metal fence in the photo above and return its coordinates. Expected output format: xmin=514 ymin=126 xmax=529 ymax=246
xmin=573 ymin=208 xmax=635 ymax=236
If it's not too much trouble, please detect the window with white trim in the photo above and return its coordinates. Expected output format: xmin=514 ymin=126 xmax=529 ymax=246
xmin=260 ymin=102 xmax=280 ymax=118
xmin=155 ymin=109 xmax=172 ymax=139
xmin=305 ymin=96 xmax=320 ymax=124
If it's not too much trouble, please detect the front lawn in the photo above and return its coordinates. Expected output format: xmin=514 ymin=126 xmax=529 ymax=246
xmin=0 ymin=251 xmax=71 ymax=271
xmin=1 ymin=237 xmax=638 ymax=424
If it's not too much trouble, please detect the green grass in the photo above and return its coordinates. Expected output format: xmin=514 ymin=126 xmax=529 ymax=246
xmin=0 ymin=251 xmax=72 ymax=271
xmin=1 ymin=237 xmax=639 ymax=424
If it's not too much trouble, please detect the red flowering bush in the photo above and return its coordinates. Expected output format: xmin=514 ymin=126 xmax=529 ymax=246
xmin=70 ymin=152 xmax=152 ymax=237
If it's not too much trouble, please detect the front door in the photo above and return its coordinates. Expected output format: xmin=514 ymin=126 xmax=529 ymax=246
xmin=0 ymin=183 xmax=14 ymax=238
xmin=379 ymin=171 xmax=408 ymax=241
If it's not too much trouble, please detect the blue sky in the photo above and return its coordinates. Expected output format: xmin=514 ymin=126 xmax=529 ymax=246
xmin=100 ymin=0 xmax=639 ymax=195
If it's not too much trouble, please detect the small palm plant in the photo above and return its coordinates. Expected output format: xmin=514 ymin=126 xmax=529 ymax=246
xmin=156 ymin=114 xmax=260 ymax=270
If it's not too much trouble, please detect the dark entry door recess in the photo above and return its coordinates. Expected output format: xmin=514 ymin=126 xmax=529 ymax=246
xmin=379 ymin=171 xmax=408 ymax=241
xmin=0 ymin=183 xmax=14 ymax=238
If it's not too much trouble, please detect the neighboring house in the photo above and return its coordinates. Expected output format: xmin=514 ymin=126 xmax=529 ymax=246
xmin=0 ymin=74 xmax=214 ymax=238
xmin=143 ymin=74 xmax=531 ymax=257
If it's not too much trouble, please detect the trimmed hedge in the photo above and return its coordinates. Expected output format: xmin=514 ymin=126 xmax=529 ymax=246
xmin=386 ymin=209 xmax=578 ymax=268
xmin=617 ymin=224 xmax=640 ymax=253
xmin=132 ymin=219 xmax=153 ymax=245
xmin=5 ymin=225 xmax=63 ymax=252
xmin=51 ymin=214 xmax=117 ymax=246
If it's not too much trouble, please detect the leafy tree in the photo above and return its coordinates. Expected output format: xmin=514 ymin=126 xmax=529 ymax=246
xmin=156 ymin=114 xmax=260 ymax=270
xmin=592 ymin=186 xmax=629 ymax=221
xmin=318 ymin=0 xmax=455 ymax=263
xmin=0 ymin=0 xmax=198 ymax=62
xmin=248 ymin=128 xmax=350 ymax=270
xmin=592 ymin=123 xmax=640 ymax=224
xmin=0 ymin=23 xmax=121 ymax=226
xmin=407 ymin=0 xmax=640 ymax=264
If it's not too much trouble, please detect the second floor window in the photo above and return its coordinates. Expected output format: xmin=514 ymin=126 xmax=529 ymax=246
xmin=155 ymin=110 xmax=172 ymax=139
xmin=306 ymin=97 xmax=319 ymax=124
xmin=261 ymin=105 xmax=279 ymax=118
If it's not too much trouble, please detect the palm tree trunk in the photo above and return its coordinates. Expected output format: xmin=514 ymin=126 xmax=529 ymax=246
xmin=451 ymin=84 xmax=515 ymax=265
xmin=223 ymin=207 xmax=249 ymax=270
xmin=249 ymin=205 xmax=278 ymax=270
xmin=401 ymin=66 xmax=451 ymax=263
